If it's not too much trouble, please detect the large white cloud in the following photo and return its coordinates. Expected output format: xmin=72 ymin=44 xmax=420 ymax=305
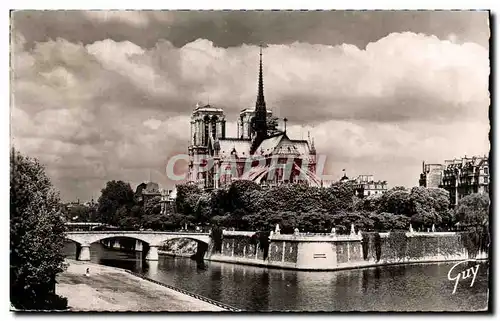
xmin=10 ymin=31 xmax=490 ymax=201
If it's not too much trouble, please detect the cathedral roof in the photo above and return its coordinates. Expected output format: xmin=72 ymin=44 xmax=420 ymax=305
xmin=215 ymin=133 xmax=313 ymax=159
xmin=289 ymin=140 xmax=311 ymax=155
xmin=256 ymin=134 xmax=283 ymax=155
xmin=239 ymin=107 xmax=273 ymax=114
xmin=255 ymin=134 xmax=312 ymax=157
xmin=218 ymin=138 xmax=251 ymax=158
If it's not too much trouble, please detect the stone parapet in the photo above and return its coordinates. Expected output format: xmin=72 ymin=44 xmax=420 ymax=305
xmin=271 ymin=233 xmax=362 ymax=242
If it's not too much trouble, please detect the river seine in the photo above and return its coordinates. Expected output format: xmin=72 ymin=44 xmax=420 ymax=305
xmin=64 ymin=242 xmax=489 ymax=311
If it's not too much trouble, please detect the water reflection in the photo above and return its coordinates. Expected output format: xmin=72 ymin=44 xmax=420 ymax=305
xmin=148 ymin=261 xmax=158 ymax=275
xmin=197 ymin=260 xmax=206 ymax=271
xmin=63 ymin=243 xmax=489 ymax=311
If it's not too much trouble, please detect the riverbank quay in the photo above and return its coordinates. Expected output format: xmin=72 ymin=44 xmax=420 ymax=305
xmin=205 ymin=231 xmax=488 ymax=271
xmin=56 ymin=260 xmax=227 ymax=312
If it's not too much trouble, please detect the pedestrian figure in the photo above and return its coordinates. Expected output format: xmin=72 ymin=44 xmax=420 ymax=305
xmin=85 ymin=268 xmax=90 ymax=277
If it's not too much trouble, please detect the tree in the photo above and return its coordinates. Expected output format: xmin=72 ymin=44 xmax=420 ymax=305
xmin=194 ymin=192 xmax=213 ymax=223
xmin=96 ymin=180 xmax=135 ymax=226
xmin=410 ymin=209 xmax=442 ymax=228
xmin=226 ymin=180 xmax=262 ymax=213
xmin=454 ymin=193 xmax=490 ymax=256
xmin=299 ymin=210 xmax=332 ymax=233
xmin=252 ymin=184 xmax=324 ymax=215
xmin=455 ymin=193 xmax=490 ymax=227
xmin=332 ymin=210 xmax=374 ymax=233
xmin=139 ymin=196 xmax=163 ymax=230
xmin=10 ymin=149 xmax=68 ymax=310
xmin=144 ymin=196 xmax=162 ymax=217
xmin=175 ymin=183 xmax=202 ymax=215
xmin=379 ymin=186 xmax=411 ymax=215
xmin=369 ymin=212 xmax=410 ymax=231
xmin=408 ymin=186 xmax=449 ymax=228
xmin=427 ymin=188 xmax=451 ymax=214
xmin=355 ymin=193 xmax=383 ymax=212
xmin=323 ymin=181 xmax=357 ymax=212
xmin=253 ymin=210 xmax=299 ymax=234
xmin=210 ymin=188 xmax=230 ymax=217
xmin=64 ymin=204 xmax=92 ymax=222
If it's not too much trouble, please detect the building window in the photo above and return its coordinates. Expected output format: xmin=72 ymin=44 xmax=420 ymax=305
xmin=484 ymin=167 xmax=489 ymax=175
xmin=484 ymin=177 xmax=489 ymax=184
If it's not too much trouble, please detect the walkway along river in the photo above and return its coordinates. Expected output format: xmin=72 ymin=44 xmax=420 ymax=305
xmin=63 ymin=242 xmax=489 ymax=311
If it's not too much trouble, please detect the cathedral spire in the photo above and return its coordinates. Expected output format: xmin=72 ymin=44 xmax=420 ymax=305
xmin=256 ymin=45 xmax=266 ymax=110
xmin=250 ymin=45 xmax=269 ymax=155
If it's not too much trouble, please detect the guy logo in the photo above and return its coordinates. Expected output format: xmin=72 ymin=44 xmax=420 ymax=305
xmin=447 ymin=259 xmax=480 ymax=294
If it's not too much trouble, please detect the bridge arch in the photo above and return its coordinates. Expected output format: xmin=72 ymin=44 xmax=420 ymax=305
xmin=65 ymin=233 xmax=153 ymax=247
xmin=65 ymin=231 xmax=211 ymax=261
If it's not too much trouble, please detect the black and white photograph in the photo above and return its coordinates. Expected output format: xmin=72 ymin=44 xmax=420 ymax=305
xmin=9 ymin=9 xmax=491 ymax=312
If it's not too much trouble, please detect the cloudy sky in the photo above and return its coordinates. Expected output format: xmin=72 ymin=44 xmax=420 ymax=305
xmin=11 ymin=10 xmax=490 ymax=202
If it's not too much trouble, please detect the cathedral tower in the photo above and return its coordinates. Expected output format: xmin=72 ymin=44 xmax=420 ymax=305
xmin=188 ymin=103 xmax=226 ymax=185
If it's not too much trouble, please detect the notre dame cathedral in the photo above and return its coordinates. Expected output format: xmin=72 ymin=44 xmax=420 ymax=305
xmin=187 ymin=48 xmax=320 ymax=190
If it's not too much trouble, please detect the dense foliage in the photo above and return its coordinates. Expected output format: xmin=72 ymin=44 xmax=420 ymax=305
xmin=173 ymin=182 xmax=456 ymax=233
xmin=454 ymin=193 xmax=490 ymax=227
xmin=453 ymin=193 xmax=490 ymax=257
xmin=10 ymin=149 xmax=68 ymax=310
xmin=96 ymin=180 xmax=135 ymax=227
xmin=460 ymin=226 xmax=490 ymax=257
xmin=88 ymin=178 xmax=488 ymax=237
xmin=62 ymin=203 xmax=97 ymax=222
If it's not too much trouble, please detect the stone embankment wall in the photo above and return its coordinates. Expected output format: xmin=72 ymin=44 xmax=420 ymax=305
xmin=205 ymin=231 xmax=487 ymax=271
xmin=361 ymin=232 xmax=487 ymax=265
xmin=100 ymin=238 xmax=199 ymax=256
xmin=159 ymin=239 xmax=198 ymax=256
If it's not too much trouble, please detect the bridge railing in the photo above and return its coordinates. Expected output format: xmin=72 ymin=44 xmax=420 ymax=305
xmin=65 ymin=230 xmax=210 ymax=235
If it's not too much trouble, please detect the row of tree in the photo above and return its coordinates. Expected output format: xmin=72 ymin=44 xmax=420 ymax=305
xmin=173 ymin=180 xmax=489 ymax=234
xmin=87 ymin=178 xmax=490 ymax=234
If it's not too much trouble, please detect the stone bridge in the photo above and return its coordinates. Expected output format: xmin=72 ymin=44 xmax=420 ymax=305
xmin=65 ymin=231 xmax=211 ymax=261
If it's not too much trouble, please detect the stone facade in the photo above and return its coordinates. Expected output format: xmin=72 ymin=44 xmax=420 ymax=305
xmin=419 ymin=155 xmax=489 ymax=205
xmin=352 ymin=175 xmax=388 ymax=198
xmin=419 ymin=163 xmax=445 ymax=188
